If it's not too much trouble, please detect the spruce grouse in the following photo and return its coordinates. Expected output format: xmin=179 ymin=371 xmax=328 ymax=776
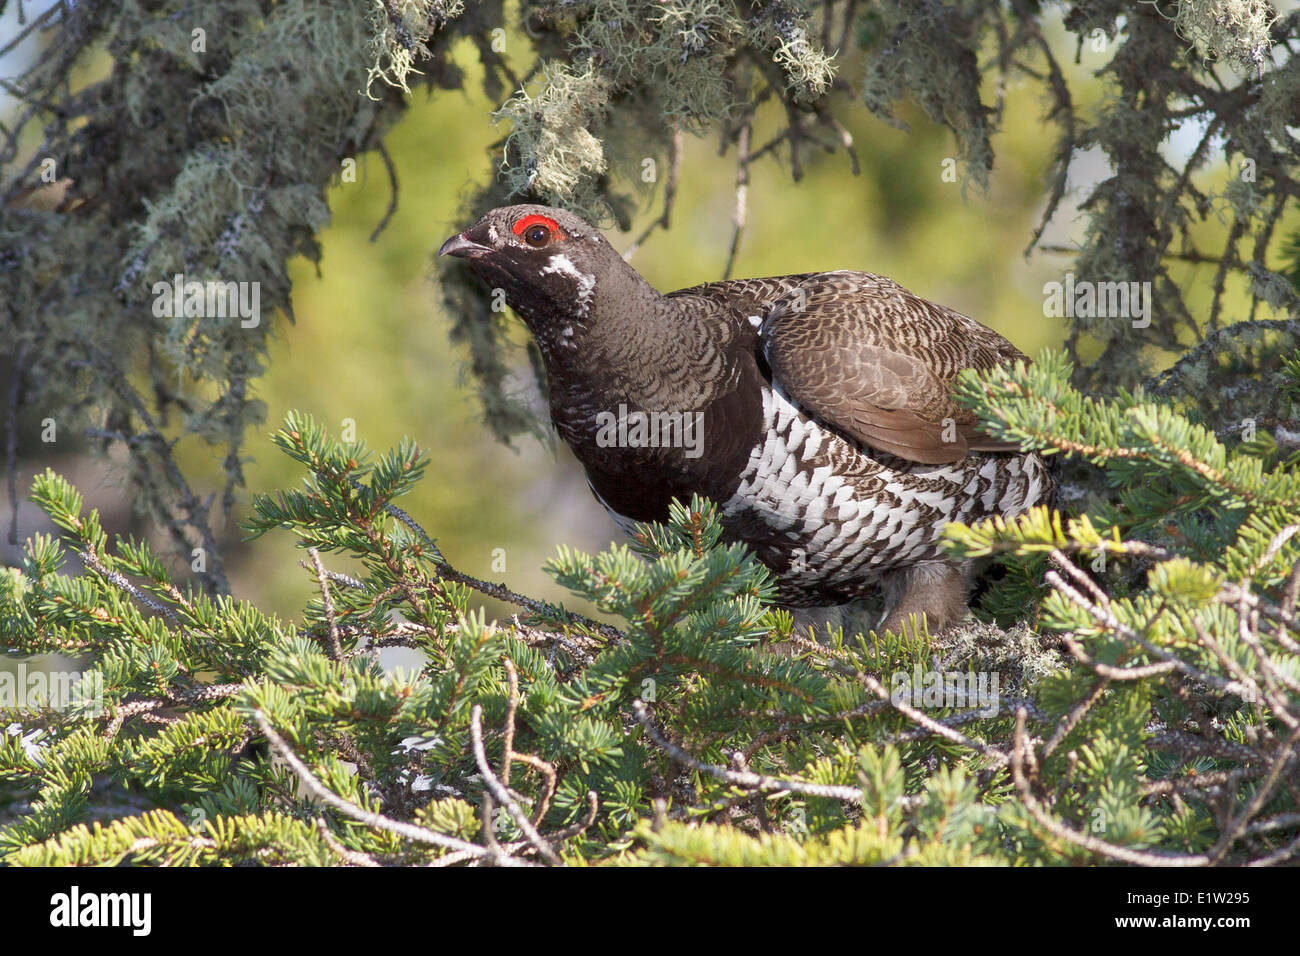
xmin=440 ymin=205 xmax=1050 ymax=634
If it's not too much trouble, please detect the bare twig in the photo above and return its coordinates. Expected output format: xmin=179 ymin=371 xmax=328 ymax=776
xmin=853 ymin=670 xmax=1011 ymax=767
xmin=436 ymin=566 xmax=625 ymax=644
xmin=80 ymin=549 xmax=176 ymax=622
xmin=633 ymin=700 xmax=864 ymax=803
xmin=501 ymin=657 xmax=520 ymax=788
xmin=547 ymin=789 xmax=599 ymax=841
xmin=1011 ymin=710 xmax=1211 ymax=866
xmin=469 ymin=704 xmax=562 ymax=865
xmin=316 ymin=818 xmax=381 ymax=867
xmin=1009 ymin=0 xmax=1075 ymax=257
xmin=5 ymin=341 xmax=25 ymax=547
xmin=511 ymin=751 xmax=559 ymax=827
xmin=1058 ymin=635 xmax=1176 ymax=681
xmin=308 ymin=547 xmax=344 ymax=661
xmin=722 ymin=115 xmax=752 ymax=280
xmin=1041 ymin=675 xmax=1108 ymax=759
xmin=1207 ymin=724 xmax=1300 ymax=864
xmin=1046 ymin=570 xmax=1253 ymax=698
xmin=368 ymin=142 xmax=399 ymax=243
xmin=623 ymin=126 xmax=684 ymax=262
xmin=102 ymin=683 xmax=243 ymax=740
xmin=252 ymin=710 xmax=514 ymax=864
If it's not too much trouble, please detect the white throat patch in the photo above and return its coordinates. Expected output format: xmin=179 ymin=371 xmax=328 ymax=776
xmin=541 ymin=253 xmax=596 ymax=316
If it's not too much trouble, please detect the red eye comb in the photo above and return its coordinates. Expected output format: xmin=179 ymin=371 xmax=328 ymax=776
xmin=512 ymin=214 xmax=564 ymax=238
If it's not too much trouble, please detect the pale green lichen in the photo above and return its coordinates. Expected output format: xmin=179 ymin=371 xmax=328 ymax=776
xmin=0 ymin=0 xmax=417 ymax=591
xmin=494 ymin=64 xmax=612 ymax=216
xmin=1172 ymin=0 xmax=1276 ymax=75
xmin=8 ymin=0 xmax=1300 ymax=579
xmin=647 ymin=0 xmax=746 ymax=125
xmin=490 ymin=1 xmax=838 ymax=219
xmin=747 ymin=3 xmax=836 ymax=103
xmin=365 ymin=0 xmax=464 ymax=97
xmin=1253 ymin=55 xmax=1300 ymax=151
xmin=772 ymin=27 xmax=836 ymax=102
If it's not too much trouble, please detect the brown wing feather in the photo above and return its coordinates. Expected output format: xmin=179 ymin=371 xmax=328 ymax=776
xmin=753 ymin=272 xmax=1026 ymax=465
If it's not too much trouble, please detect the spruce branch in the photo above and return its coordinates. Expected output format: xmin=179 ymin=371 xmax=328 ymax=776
xmin=6 ymin=396 xmax=1299 ymax=865
xmin=1011 ymin=709 xmax=1213 ymax=866
xmin=633 ymin=700 xmax=865 ymax=803
xmin=252 ymin=709 xmax=509 ymax=865
xmin=468 ymin=704 xmax=561 ymax=865
xmin=307 ymin=547 xmax=344 ymax=661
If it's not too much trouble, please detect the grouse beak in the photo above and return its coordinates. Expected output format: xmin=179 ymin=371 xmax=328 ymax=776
xmin=438 ymin=230 xmax=494 ymax=260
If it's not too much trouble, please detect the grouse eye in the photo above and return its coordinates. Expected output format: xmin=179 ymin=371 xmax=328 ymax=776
xmin=512 ymin=214 xmax=564 ymax=248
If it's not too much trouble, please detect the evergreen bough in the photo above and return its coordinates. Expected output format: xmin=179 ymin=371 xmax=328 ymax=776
xmin=3 ymin=356 xmax=1298 ymax=865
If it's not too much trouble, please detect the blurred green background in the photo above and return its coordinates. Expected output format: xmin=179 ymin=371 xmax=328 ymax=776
xmin=230 ymin=64 xmax=1056 ymax=621
xmin=2 ymin=10 xmax=1265 ymax=625
xmin=130 ymin=27 xmax=1154 ymax=621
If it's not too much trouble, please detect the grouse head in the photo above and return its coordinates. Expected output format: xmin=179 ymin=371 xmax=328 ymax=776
xmin=439 ymin=204 xmax=657 ymax=352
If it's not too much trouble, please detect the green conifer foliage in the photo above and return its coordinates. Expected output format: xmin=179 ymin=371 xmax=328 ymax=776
xmin=4 ymin=0 xmax=1300 ymax=867
xmin=2 ymin=391 xmax=1296 ymax=865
